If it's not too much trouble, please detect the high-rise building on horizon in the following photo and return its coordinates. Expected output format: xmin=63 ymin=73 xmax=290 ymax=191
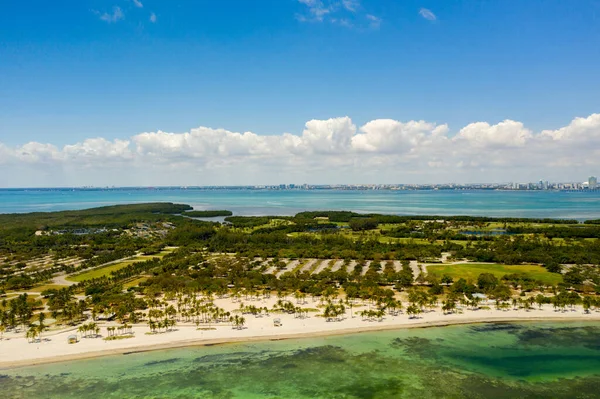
xmin=589 ymin=176 xmax=598 ymax=190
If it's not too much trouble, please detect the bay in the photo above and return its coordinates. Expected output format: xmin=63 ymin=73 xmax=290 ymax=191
xmin=1 ymin=188 xmax=600 ymax=220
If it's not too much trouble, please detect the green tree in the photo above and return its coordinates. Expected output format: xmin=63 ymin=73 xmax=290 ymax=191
xmin=477 ymin=273 xmax=499 ymax=292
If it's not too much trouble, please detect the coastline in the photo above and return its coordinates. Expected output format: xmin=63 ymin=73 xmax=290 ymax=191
xmin=2 ymin=310 xmax=598 ymax=370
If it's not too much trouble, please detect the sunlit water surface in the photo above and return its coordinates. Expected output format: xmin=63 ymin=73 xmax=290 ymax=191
xmin=2 ymin=188 xmax=600 ymax=220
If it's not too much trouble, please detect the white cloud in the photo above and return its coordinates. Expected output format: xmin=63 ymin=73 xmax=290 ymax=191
xmin=366 ymin=14 xmax=381 ymax=29
xmin=62 ymin=138 xmax=132 ymax=162
xmin=297 ymin=0 xmax=377 ymax=29
xmin=1 ymin=113 xmax=600 ymax=186
xmin=453 ymin=120 xmax=532 ymax=148
xmin=419 ymin=8 xmax=437 ymax=21
xmin=132 ymin=0 xmax=143 ymax=8
xmin=540 ymin=113 xmax=600 ymax=143
xmin=300 ymin=117 xmax=356 ymax=153
xmin=149 ymin=12 xmax=157 ymax=23
xmin=352 ymin=119 xmax=444 ymax=153
xmin=297 ymin=0 xmax=332 ymax=22
xmin=342 ymin=0 xmax=360 ymax=12
xmin=331 ymin=17 xmax=353 ymax=28
xmin=98 ymin=6 xmax=124 ymax=23
xmin=14 ymin=142 xmax=61 ymax=164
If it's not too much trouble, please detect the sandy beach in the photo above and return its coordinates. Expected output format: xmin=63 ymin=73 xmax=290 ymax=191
xmin=1 ymin=298 xmax=598 ymax=369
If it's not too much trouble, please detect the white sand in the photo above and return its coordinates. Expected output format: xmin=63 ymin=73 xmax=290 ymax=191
xmin=1 ymin=298 xmax=597 ymax=369
xmin=330 ymin=260 xmax=344 ymax=272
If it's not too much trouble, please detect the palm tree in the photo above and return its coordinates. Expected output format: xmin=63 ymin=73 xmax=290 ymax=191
xmin=148 ymin=320 xmax=157 ymax=333
xmin=37 ymin=312 xmax=46 ymax=340
xmin=26 ymin=326 xmax=39 ymax=343
xmin=0 ymin=324 xmax=5 ymax=340
xmin=26 ymin=328 xmax=33 ymax=343
xmin=511 ymin=297 xmax=519 ymax=310
xmin=406 ymin=304 xmax=421 ymax=319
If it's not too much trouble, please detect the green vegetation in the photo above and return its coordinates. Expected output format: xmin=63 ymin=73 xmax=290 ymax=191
xmin=67 ymin=249 xmax=173 ymax=283
xmin=1 ymin=204 xmax=599 ymax=341
xmin=427 ymin=263 xmax=563 ymax=285
xmin=0 ymin=202 xmax=191 ymax=233
xmin=184 ymin=210 xmax=233 ymax=217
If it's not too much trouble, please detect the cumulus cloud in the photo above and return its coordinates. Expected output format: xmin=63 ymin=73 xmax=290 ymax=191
xmin=352 ymin=120 xmax=445 ymax=153
xmin=454 ymin=120 xmax=532 ymax=148
xmin=97 ymin=6 xmax=124 ymax=23
xmin=540 ymin=113 xmax=600 ymax=143
xmin=62 ymin=138 xmax=132 ymax=162
xmin=149 ymin=12 xmax=157 ymax=23
xmin=419 ymin=8 xmax=436 ymax=21
xmin=1 ymin=114 xmax=599 ymax=186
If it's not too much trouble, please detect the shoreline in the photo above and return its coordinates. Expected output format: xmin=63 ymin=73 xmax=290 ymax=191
xmin=2 ymin=313 xmax=598 ymax=370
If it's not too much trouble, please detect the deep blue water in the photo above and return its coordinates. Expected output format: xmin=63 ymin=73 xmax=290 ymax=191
xmin=1 ymin=188 xmax=600 ymax=220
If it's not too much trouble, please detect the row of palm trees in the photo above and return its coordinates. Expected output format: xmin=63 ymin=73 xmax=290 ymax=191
xmin=77 ymin=322 xmax=100 ymax=338
xmin=148 ymin=318 xmax=176 ymax=333
xmin=106 ymin=324 xmax=134 ymax=337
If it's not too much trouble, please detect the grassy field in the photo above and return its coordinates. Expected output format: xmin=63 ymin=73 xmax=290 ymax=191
xmin=67 ymin=249 xmax=173 ymax=283
xmin=123 ymin=276 xmax=150 ymax=289
xmin=29 ymin=284 xmax=70 ymax=292
xmin=427 ymin=263 xmax=563 ymax=285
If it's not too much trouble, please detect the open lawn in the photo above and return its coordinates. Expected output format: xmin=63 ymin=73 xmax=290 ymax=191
xmin=427 ymin=263 xmax=563 ymax=285
xmin=123 ymin=277 xmax=150 ymax=289
xmin=67 ymin=249 xmax=173 ymax=283
xmin=29 ymin=284 xmax=70 ymax=293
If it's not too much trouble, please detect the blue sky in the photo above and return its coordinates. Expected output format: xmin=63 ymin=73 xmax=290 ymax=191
xmin=0 ymin=0 xmax=599 ymax=186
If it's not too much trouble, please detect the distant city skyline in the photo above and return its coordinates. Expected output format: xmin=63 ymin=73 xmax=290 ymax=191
xmin=1 ymin=1 xmax=600 ymax=187
xmin=2 ymin=178 xmax=599 ymax=191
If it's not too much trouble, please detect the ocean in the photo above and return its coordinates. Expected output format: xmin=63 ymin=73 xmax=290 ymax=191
xmin=1 ymin=322 xmax=599 ymax=398
xmin=1 ymin=188 xmax=600 ymax=220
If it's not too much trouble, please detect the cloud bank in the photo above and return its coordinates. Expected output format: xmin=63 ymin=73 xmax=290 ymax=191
xmin=1 ymin=114 xmax=599 ymax=187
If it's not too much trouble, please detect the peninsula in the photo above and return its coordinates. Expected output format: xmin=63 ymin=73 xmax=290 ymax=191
xmin=1 ymin=204 xmax=599 ymax=367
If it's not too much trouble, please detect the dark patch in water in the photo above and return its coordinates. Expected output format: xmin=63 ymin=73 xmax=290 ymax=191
xmin=449 ymin=353 xmax=600 ymax=378
xmin=390 ymin=337 xmax=442 ymax=359
xmin=281 ymin=363 xmax=297 ymax=369
xmin=584 ymin=342 xmax=600 ymax=351
xmin=469 ymin=322 xmax=523 ymax=334
xmin=193 ymin=351 xmax=264 ymax=365
xmin=516 ymin=326 xmax=600 ymax=349
xmin=331 ymin=377 xmax=405 ymax=399
xmin=143 ymin=358 xmax=180 ymax=367
xmin=292 ymin=345 xmax=347 ymax=363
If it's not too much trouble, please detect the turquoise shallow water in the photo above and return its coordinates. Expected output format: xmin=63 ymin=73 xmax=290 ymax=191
xmin=2 ymin=322 xmax=599 ymax=398
xmin=2 ymin=188 xmax=600 ymax=220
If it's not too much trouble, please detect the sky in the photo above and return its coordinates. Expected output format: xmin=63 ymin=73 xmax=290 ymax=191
xmin=1 ymin=0 xmax=599 ymax=187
